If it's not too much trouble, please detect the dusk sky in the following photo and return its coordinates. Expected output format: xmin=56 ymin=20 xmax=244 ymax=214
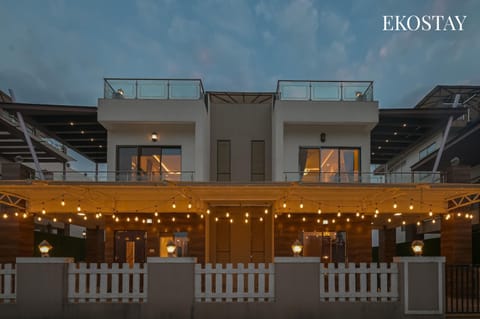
xmin=1 ymin=0 xmax=479 ymax=108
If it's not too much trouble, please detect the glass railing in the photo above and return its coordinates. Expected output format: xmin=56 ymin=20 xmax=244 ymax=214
xmin=104 ymin=78 xmax=204 ymax=100
xmin=283 ymin=171 xmax=444 ymax=183
xmin=276 ymin=80 xmax=374 ymax=102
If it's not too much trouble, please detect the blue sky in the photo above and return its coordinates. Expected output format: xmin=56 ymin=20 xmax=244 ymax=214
xmin=1 ymin=0 xmax=479 ymax=108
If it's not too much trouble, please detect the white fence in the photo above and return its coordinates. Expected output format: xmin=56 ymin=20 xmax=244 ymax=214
xmin=320 ymin=263 xmax=398 ymax=302
xmin=195 ymin=263 xmax=274 ymax=302
xmin=0 ymin=264 xmax=15 ymax=303
xmin=68 ymin=263 xmax=147 ymax=303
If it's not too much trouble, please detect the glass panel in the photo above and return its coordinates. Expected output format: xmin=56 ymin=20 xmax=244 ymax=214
xmin=311 ymin=82 xmax=340 ymax=100
xmin=161 ymin=147 xmax=181 ymax=181
xmin=340 ymin=149 xmax=360 ymax=182
xmin=117 ymin=147 xmax=138 ymax=181
xmin=169 ymin=80 xmax=200 ymax=99
xmin=300 ymin=148 xmax=320 ymax=182
xmin=139 ymin=147 xmax=162 ymax=181
xmin=320 ymin=148 xmax=338 ymax=182
xmin=107 ymin=80 xmax=136 ymax=99
xmin=279 ymin=82 xmax=310 ymax=100
xmin=137 ymin=80 xmax=167 ymax=99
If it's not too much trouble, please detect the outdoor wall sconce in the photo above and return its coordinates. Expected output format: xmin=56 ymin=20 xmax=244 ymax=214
xmin=38 ymin=240 xmax=53 ymax=257
xmin=166 ymin=240 xmax=177 ymax=257
xmin=151 ymin=132 xmax=158 ymax=142
xmin=291 ymin=239 xmax=303 ymax=257
xmin=320 ymin=132 xmax=326 ymax=143
xmin=411 ymin=240 xmax=424 ymax=256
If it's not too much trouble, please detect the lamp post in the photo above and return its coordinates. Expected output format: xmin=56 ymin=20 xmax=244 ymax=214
xmin=38 ymin=240 xmax=53 ymax=257
xmin=166 ymin=240 xmax=177 ymax=257
xmin=411 ymin=240 xmax=424 ymax=256
xmin=291 ymin=239 xmax=303 ymax=257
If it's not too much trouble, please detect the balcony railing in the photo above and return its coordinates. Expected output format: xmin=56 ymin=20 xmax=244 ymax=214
xmin=104 ymin=78 xmax=204 ymax=100
xmin=276 ymin=80 xmax=373 ymax=102
xmin=283 ymin=171 xmax=444 ymax=184
xmin=28 ymin=170 xmax=195 ymax=182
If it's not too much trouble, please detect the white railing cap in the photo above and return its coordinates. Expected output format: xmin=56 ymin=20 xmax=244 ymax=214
xmin=16 ymin=257 xmax=74 ymax=264
xmin=274 ymin=257 xmax=321 ymax=263
xmin=147 ymin=257 xmax=197 ymax=264
xmin=393 ymin=256 xmax=446 ymax=263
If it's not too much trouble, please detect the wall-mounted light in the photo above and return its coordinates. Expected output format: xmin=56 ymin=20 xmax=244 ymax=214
xmin=38 ymin=240 xmax=53 ymax=257
xmin=320 ymin=132 xmax=326 ymax=143
xmin=291 ymin=239 xmax=303 ymax=257
xmin=151 ymin=132 xmax=158 ymax=142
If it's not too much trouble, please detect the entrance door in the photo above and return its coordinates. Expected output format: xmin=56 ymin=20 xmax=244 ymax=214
xmin=210 ymin=207 xmax=270 ymax=264
xmin=114 ymin=230 xmax=146 ymax=264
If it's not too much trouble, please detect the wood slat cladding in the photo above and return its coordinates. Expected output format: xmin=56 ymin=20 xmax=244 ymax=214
xmin=441 ymin=213 xmax=473 ymax=264
xmin=104 ymin=213 xmax=205 ymax=264
xmin=274 ymin=215 xmax=372 ymax=262
xmin=0 ymin=216 xmax=34 ymax=263
xmin=86 ymin=227 xmax=105 ymax=262
xmin=208 ymin=206 xmax=273 ymax=264
xmin=378 ymin=227 xmax=396 ymax=263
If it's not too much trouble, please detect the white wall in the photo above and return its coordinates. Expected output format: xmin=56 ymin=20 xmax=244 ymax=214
xmin=106 ymin=124 xmax=195 ymax=178
xmin=273 ymin=100 xmax=378 ymax=181
xmin=98 ymin=98 xmax=209 ymax=181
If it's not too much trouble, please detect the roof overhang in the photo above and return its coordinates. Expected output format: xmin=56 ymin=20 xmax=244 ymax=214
xmin=0 ymin=102 xmax=107 ymax=163
xmin=371 ymin=107 xmax=467 ymax=165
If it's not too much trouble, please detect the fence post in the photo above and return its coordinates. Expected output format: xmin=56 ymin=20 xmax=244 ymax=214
xmin=394 ymin=256 xmax=445 ymax=317
xmin=274 ymin=257 xmax=320 ymax=316
xmin=16 ymin=257 xmax=73 ymax=318
xmin=144 ymin=257 xmax=197 ymax=319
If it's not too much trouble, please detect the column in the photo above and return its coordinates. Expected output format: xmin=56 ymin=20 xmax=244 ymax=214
xmin=441 ymin=214 xmax=472 ymax=264
xmin=15 ymin=257 xmax=73 ymax=318
xmin=346 ymin=221 xmax=372 ymax=262
xmin=394 ymin=256 xmax=445 ymax=316
xmin=0 ymin=216 xmax=34 ymax=263
xmin=378 ymin=227 xmax=396 ymax=262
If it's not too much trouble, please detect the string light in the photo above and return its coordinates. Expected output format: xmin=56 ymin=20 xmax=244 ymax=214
xmin=264 ymin=209 xmax=268 ymax=214
xmin=215 ymin=217 xmax=219 ymax=222
xmin=127 ymin=217 xmax=131 ymax=222
xmin=188 ymin=201 xmax=192 ymax=209
xmin=361 ymin=214 xmax=365 ymax=219
xmin=375 ymin=204 xmax=379 ymax=215
xmin=172 ymin=217 xmax=175 ymax=222
xmin=318 ymin=208 xmax=322 ymax=214
xmin=355 ymin=211 xmax=360 ymax=217
xmin=226 ymin=212 xmax=230 ymax=218
xmin=274 ymin=214 xmax=278 ymax=219
xmin=61 ymin=197 xmax=66 ymax=207
xmin=287 ymin=213 xmax=291 ymax=218
xmin=409 ymin=199 xmax=414 ymax=210
xmin=22 ymin=213 xmax=28 ymax=219
xmin=14 ymin=212 xmax=19 ymax=217
xmin=68 ymin=218 xmax=72 ymax=223
xmin=299 ymin=199 xmax=304 ymax=209
xmin=337 ymin=207 xmax=341 ymax=217
xmin=260 ymin=217 xmax=263 ymax=222
xmin=134 ymin=216 xmax=139 ymax=222
xmin=445 ymin=214 xmax=451 ymax=220
xmin=429 ymin=205 xmax=433 ymax=217
xmin=416 ymin=221 xmax=421 ymax=226
xmin=393 ymin=199 xmax=397 ymax=209
xmin=230 ymin=218 xmax=234 ymax=224
xmin=432 ymin=218 xmax=436 ymax=224
xmin=402 ymin=220 xmax=406 ymax=225
xmin=154 ymin=206 xmax=158 ymax=217
xmin=387 ymin=218 xmax=391 ymax=223
xmin=346 ymin=218 xmax=350 ymax=222
xmin=302 ymin=217 xmax=306 ymax=222
xmin=172 ymin=200 xmax=176 ymax=209
xmin=2 ymin=213 xmax=7 ymax=219
xmin=457 ymin=212 xmax=462 ymax=217
xmin=83 ymin=216 xmax=87 ymax=220
xmin=187 ymin=214 xmax=190 ymax=219
xmin=115 ymin=217 xmax=119 ymax=222
xmin=245 ymin=212 xmax=249 ymax=218
xmin=317 ymin=219 xmax=321 ymax=224
xmin=53 ymin=217 xmax=57 ymax=222
xmin=157 ymin=219 xmax=161 ymax=224
xmin=332 ymin=219 xmax=336 ymax=224
xmin=37 ymin=216 xmax=42 ymax=222
xmin=77 ymin=202 xmax=81 ymax=212
xmin=200 ymin=214 xmax=204 ymax=219
xmin=283 ymin=200 xmax=287 ymax=209
xmin=244 ymin=219 xmax=248 ymax=224
xmin=207 ymin=209 xmax=211 ymax=215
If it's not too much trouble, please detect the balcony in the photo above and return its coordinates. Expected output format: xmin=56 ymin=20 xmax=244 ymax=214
xmin=104 ymin=78 xmax=204 ymax=100
xmin=276 ymin=80 xmax=373 ymax=102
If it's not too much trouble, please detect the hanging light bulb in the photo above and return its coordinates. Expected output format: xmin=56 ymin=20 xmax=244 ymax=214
xmin=157 ymin=219 xmax=161 ymax=224
xmin=302 ymin=217 xmax=306 ymax=222
xmin=230 ymin=218 xmax=234 ymax=224
xmin=77 ymin=203 xmax=81 ymax=212
xmin=283 ymin=200 xmax=287 ymax=208
xmin=23 ymin=213 xmax=28 ymax=219
xmin=402 ymin=220 xmax=406 ymax=225
xmin=127 ymin=217 xmax=131 ymax=222
xmin=375 ymin=205 xmax=379 ymax=214
xmin=207 ymin=209 xmax=211 ymax=215
xmin=445 ymin=214 xmax=451 ymax=220
xmin=83 ymin=216 xmax=87 ymax=220
xmin=53 ymin=217 xmax=57 ymax=222
xmin=274 ymin=214 xmax=278 ymax=219
xmin=188 ymin=201 xmax=192 ymax=209
xmin=115 ymin=217 xmax=119 ymax=222
xmin=332 ymin=219 xmax=336 ymax=224
xmin=361 ymin=214 xmax=365 ymax=219
xmin=416 ymin=221 xmax=421 ymax=226
xmin=14 ymin=212 xmax=19 ymax=217
xmin=245 ymin=212 xmax=249 ymax=218
xmin=42 ymin=208 xmax=46 ymax=215
xmin=388 ymin=218 xmax=392 ymax=223
xmin=226 ymin=212 xmax=230 ymax=218
xmin=61 ymin=197 xmax=66 ymax=207
xmin=337 ymin=211 xmax=341 ymax=218
xmin=172 ymin=200 xmax=176 ymax=209
xmin=244 ymin=218 xmax=248 ymax=224
xmin=200 ymin=214 xmax=204 ymax=219
xmin=260 ymin=217 xmax=264 ymax=222
xmin=154 ymin=206 xmax=158 ymax=217
xmin=432 ymin=218 xmax=436 ymax=224
xmin=187 ymin=214 xmax=191 ymax=219
xmin=317 ymin=219 xmax=321 ymax=224
xmin=68 ymin=217 xmax=72 ymax=223
xmin=318 ymin=208 xmax=322 ymax=214
xmin=429 ymin=205 xmax=433 ymax=216
xmin=287 ymin=213 xmax=291 ymax=218
xmin=134 ymin=216 xmax=139 ymax=222
xmin=264 ymin=208 xmax=268 ymax=214
xmin=215 ymin=217 xmax=219 ymax=222
xmin=299 ymin=199 xmax=304 ymax=209
xmin=172 ymin=217 xmax=175 ymax=222
xmin=393 ymin=200 xmax=397 ymax=209
xmin=346 ymin=218 xmax=350 ymax=222
xmin=409 ymin=199 xmax=414 ymax=210
xmin=2 ymin=213 xmax=8 ymax=219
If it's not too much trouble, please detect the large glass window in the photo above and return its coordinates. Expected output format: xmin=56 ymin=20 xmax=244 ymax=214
xmin=299 ymin=147 xmax=360 ymax=182
xmin=117 ymin=146 xmax=181 ymax=181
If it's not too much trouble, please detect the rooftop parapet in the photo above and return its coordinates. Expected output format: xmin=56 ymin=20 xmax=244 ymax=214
xmin=104 ymin=78 xmax=204 ymax=100
xmin=276 ymin=80 xmax=373 ymax=101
